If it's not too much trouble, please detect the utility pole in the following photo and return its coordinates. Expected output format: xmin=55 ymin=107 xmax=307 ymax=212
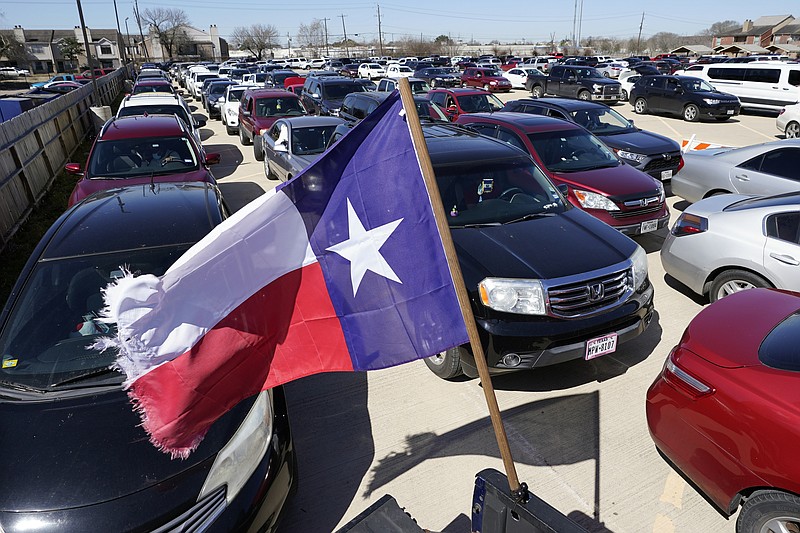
xmin=287 ymin=32 xmax=292 ymax=58
xmin=322 ymin=17 xmax=330 ymax=56
xmin=125 ymin=17 xmax=134 ymax=63
xmin=572 ymin=0 xmax=577 ymax=51
xmin=112 ymin=0 xmax=128 ymax=66
xmin=576 ymin=0 xmax=584 ymax=51
xmin=636 ymin=12 xmax=645 ymax=54
xmin=339 ymin=14 xmax=348 ymax=57
xmin=133 ymin=0 xmax=149 ymax=61
xmin=377 ymin=4 xmax=383 ymax=57
xmin=75 ymin=0 xmax=100 ymax=106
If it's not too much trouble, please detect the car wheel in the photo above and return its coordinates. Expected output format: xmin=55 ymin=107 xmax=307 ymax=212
xmin=577 ymin=90 xmax=590 ymax=101
xmin=254 ymin=137 xmax=264 ymax=161
xmin=602 ymin=71 xmax=610 ymax=77
xmin=532 ymin=85 xmax=543 ymax=98
xmin=424 ymin=346 xmax=464 ymax=380
xmin=683 ymin=104 xmax=700 ymax=122
xmin=709 ymin=269 xmax=771 ymax=303
xmin=264 ymin=158 xmax=276 ymax=180
xmin=634 ymin=97 xmax=648 ymax=114
xmin=621 ymin=89 xmax=628 ymax=100
xmin=736 ymin=490 xmax=800 ymax=533
xmin=239 ymin=126 xmax=251 ymax=146
xmin=786 ymin=121 xmax=800 ymax=139
xmin=226 ymin=124 xmax=236 ymax=135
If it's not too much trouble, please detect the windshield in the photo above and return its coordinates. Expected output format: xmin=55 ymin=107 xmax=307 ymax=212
xmin=292 ymin=125 xmax=338 ymax=155
xmin=436 ymin=159 xmax=565 ymax=227
xmin=208 ymin=83 xmax=232 ymax=95
xmin=569 ymin=107 xmax=634 ymax=135
xmin=680 ymin=78 xmax=716 ymax=92
xmin=574 ymin=67 xmax=602 ymax=78
xmin=528 ymin=130 xmax=620 ymax=173
xmin=409 ymin=80 xmax=431 ymax=94
xmin=227 ymin=89 xmax=245 ymax=101
xmin=118 ymin=104 xmax=192 ymax=128
xmin=255 ymin=97 xmax=305 ymax=117
xmin=132 ymin=84 xmax=172 ymax=94
xmin=88 ymin=137 xmax=199 ymax=178
xmin=322 ymin=83 xmax=366 ymax=99
xmin=0 ymin=246 xmax=190 ymax=390
xmin=415 ymin=100 xmax=448 ymax=122
xmin=455 ymin=93 xmax=504 ymax=113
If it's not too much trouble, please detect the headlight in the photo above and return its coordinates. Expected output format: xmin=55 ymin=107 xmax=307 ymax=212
xmin=631 ymin=245 xmax=648 ymax=290
xmin=489 ymin=80 xmax=497 ymax=85
xmin=616 ymin=150 xmax=646 ymax=163
xmin=199 ymin=391 xmax=273 ymax=504
xmin=656 ymin=182 xmax=665 ymax=202
xmin=479 ymin=278 xmax=546 ymax=315
xmin=703 ymin=98 xmax=720 ymax=105
xmin=217 ymin=96 xmax=225 ymax=102
xmin=593 ymin=84 xmax=603 ymax=92
xmin=259 ymin=128 xmax=268 ymax=135
xmin=573 ymin=189 xmax=619 ymax=211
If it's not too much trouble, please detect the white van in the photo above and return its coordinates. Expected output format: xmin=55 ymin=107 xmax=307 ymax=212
xmin=688 ymin=62 xmax=800 ymax=111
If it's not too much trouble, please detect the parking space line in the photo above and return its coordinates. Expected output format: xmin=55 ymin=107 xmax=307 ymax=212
xmin=659 ymin=470 xmax=685 ymax=509
xmin=736 ymin=121 xmax=777 ymax=142
xmin=655 ymin=116 xmax=682 ymax=139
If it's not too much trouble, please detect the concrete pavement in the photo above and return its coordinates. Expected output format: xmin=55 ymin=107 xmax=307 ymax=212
xmin=189 ymin=88 xmax=781 ymax=533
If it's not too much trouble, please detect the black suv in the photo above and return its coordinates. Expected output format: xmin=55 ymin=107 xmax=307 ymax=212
xmin=629 ymin=75 xmax=741 ymax=122
xmin=300 ymin=75 xmax=367 ymax=116
xmin=502 ymin=98 xmax=683 ymax=181
xmin=419 ymin=123 xmax=654 ymax=379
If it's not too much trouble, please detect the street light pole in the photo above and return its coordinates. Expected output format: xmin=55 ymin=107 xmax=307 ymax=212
xmin=75 ymin=0 xmax=100 ymax=106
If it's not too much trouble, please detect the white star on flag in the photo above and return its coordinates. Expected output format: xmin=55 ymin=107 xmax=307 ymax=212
xmin=326 ymin=199 xmax=403 ymax=297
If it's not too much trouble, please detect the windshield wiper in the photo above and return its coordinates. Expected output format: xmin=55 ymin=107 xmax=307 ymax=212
xmin=506 ymin=212 xmax=557 ymax=224
xmin=0 ymin=379 xmax=46 ymax=394
xmin=450 ymin=222 xmax=502 ymax=228
xmin=51 ymin=367 xmax=122 ymax=388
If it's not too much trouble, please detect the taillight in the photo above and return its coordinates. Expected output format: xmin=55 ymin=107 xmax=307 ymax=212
xmin=779 ymin=108 xmax=786 ymax=116
xmin=663 ymin=347 xmax=714 ymax=399
xmin=671 ymin=212 xmax=707 ymax=236
xmin=676 ymin=155 xmax=684 ymax=173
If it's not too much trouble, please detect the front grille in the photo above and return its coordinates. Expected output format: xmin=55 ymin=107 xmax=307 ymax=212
xmin=611 ymin=204 xmax=663 ymax=219
xmin=602 ymin=85 xmax=620 ymax=96
xmin=548 ymin=268 xmax=631 ymax=318
xmin=153 ymin=485 xmax=227 ymax=533
xmin=643 ymin=154 xmax=681 ymax=172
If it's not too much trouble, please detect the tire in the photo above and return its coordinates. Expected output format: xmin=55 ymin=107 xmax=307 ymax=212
xmin=786 ymin=121 xmax=800 ymax=139
xmin=683 ymin=103 xmax=700 ymax=122
xmin=239 ymin=126 xmax=251 ymax=146
xmin=577 ymin=90 xmax=590 ymax=101
xmin=226 ymin=123 xmax=236 ymax=135
xmin=709 ymin=269 xmax=771 ymax=303
xmin=736 ymin=490 xmax=800 ymax=533
xmin=634 ymin=97 xmax=648 ymax=114
xmin=254 ymin=136 xmax=264 ymax=161
xmin=531 ymin=85 xmax=544 ymax=98
xmin=424 ymin=346 xmax=464 ymax=380
xmin=264 ymin=158 xmax=276 ymax=180
xmin=621 ymin=89 xmax=628 ymax=101
xmin=602 ymin=71 xmax=610 ymax=77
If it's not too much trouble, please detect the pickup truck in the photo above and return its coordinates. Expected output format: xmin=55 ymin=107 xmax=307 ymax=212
xmin=526 ymin=64 xmax=623 ymax=103
xmin=237 ymin=87 xmax=307 ymax=161
xmin=30 ymin=74 xmax=78 ymax=88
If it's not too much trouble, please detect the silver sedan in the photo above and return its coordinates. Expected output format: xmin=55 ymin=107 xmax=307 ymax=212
xmin=671 ymin=139 xmax=800 ymax=204
xmin=262 ymin=116 xmax=345 ymax=182
xmin=661 ymin=192 xmax=800 ymax=302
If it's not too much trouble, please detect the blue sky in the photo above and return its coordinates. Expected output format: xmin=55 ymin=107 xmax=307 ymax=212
xmin=0 ymin=1 xmax=795 ymax=46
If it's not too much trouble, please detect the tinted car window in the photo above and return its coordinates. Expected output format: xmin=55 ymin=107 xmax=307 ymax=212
xmin=745 ymin=68 xmax=780 ymax=84
xmin=118 ymin=104 xmax=192 ymax=126
xmin=496 ymin=128 xmax=526 ymax=151
xmin=254 ymin=97 xmax=305 ymax=117
xmin=766 ymin=213 xmax=800 ymax=244
xmin=322 ymin=82 xmax=366 ymax=99
xmin=759 ymin=313 xmax=800 ymax=371
xmin=292 ymin=125 xmax=339 ymax=155
xmin=758 ymin=148 xmax=800 ymax=179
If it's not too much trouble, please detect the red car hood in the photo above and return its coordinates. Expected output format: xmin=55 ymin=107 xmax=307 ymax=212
xmin=681 ymin=288 xmax=800 ymax=368
xmin=69 ymin=170 xmax=215 ymax=206
xmin=551 ymin=162 xmax=659 ymax=198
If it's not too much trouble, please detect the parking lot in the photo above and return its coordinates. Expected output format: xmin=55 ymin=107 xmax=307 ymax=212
xmin=192 ymin=89 xmax=780 ymax=533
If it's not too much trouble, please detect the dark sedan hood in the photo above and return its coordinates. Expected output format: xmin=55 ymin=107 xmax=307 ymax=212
xmin=0 ymin=387 xmax=252 ymax=511
xmin=601 ymin=129 xmax=679 ymax=156
xmin=452 ymin=208 xmax=636 ymax=288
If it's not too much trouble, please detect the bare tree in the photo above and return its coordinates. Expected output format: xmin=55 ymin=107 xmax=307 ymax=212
xmin=648 ymin=32 xmax=682 ymax=54
xmin=142 ymin=7 xmax=190 ymax=59
xmin=701 ymin=20 xmax=740 ymax=37
xmin=0 ymin=32 xmax=26 ymax=65
xmin=395 ymin=36 xmax=436 ymax=58
xmin=297 ymin=19 xmax=325 ymax=58
xmin=231 ymin=24 xmax=279 ymax=60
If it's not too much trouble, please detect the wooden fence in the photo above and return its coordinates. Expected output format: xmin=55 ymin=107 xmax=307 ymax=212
xmin=0 ymin=69 xmax=126 ymax=251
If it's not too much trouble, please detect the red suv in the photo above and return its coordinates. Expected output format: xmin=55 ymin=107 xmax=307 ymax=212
xmin=237 ymin=88 xmax=307 ymax=161
xmin=65 ymin=114 xmax=220 ymax=206
xmin=456 ymin=112 xmax=669 ymax=235
xmin=428 ymin=88 xmax=504 ymax=121
xmin=460 ymin=67 xmax=512 ymax=92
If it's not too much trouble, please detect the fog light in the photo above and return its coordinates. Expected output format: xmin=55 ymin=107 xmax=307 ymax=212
xmin=501 ymin=353 xmax=522 ymax=367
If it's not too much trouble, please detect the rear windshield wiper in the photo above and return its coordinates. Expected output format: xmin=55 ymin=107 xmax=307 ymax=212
xmin=51 ymin=367 xmax=123 ymax=389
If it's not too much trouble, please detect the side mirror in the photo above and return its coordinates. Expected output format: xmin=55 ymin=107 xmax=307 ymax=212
xmin=311 ymin=92 xmax=320 ymax=99
xmin=274 ymin=141 xmax=288 ymax=153
xmin=204 ymin=153 xmax=221 ymax=165
xmin=65 ymin=163 xmax=83 ymax=176
xmin=557 ymin=183 xmax=569 ymax=196
xmin=194 ymin=117 xmax=207 ymax=128
xmin=242 ymin=110 xmax=251 ymax=117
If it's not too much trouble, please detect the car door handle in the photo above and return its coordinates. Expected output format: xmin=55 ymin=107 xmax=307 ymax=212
xmin=734 ymin=174 xmax=750 ymax=181
xmin=770 ymin=253 xmax=800 ymax=266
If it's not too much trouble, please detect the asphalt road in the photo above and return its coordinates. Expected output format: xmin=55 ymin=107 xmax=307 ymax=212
xmin=188 ymin=88 xmax=782 ymax=533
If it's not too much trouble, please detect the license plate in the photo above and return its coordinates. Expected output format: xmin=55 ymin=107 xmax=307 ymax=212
xmin=586 ymin=333 xmax=618 ymax=360
xmin=661 ymin=169 xmax=673 ymax=180
xmin=640 ymin=219 xmax=659 ymax=233
xmin=726 ymin=109 xmax=734 ymax=115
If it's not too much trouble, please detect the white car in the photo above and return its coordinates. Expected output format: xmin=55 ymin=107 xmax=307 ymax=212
xmin=305 ymin=58 xmax=326 ymax=70
xmin=221 ymin=85 xmax=248 ymax=135
xmin=116 ymin=94 xmax=204 ymax=148
xmin=504 ymin=67 xmax=543 ymax=89
xmin=777 ymin=103 xmax=800 ymax=139
xmin=595 ymin=62 xmax=626 ymax=78
xmin=619 ymin=72 xmax=641 ymax=101
xmin=0 ymin=66 xmax=29 ymax=77
xmin=358 ymin=63 xmax=386 ymax=80
xmin=385 ymin=64 xmax=414 ymax=78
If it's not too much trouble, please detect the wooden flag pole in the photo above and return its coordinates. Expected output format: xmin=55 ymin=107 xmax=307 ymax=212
xmin=398 ymin=78 xmax=526 ymax=498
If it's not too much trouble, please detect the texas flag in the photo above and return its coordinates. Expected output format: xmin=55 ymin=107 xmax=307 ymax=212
xmin=96 ymin=93 xmax=469 ymax=458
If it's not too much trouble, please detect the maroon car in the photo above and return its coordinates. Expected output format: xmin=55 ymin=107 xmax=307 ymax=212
xmin=428 ymin=88 xmax=504 ymax=121
xmin=131 ymin=79 xmax=176 ymax=95
xmin=646 ymin=288 xmax=800 ymax=532
xmin=456 ymin=112 xmax=668 ymax=235
xmin=460 ymin=67 xmax=512 ymax=92
xmin=237 ymin=87 xmax=307 ymax=161
xmin=66 ymin=114 xmax=219 ymax=206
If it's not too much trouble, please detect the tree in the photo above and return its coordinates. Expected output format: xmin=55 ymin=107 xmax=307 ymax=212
xmin=0 ymin=33 xmax=26 ymax=64
xmin=297 ymin=19 xmax=326 ymax=58
xmin=701 ymin=20 xmax=740 ymax=37
xmin=58 ymin=37 xmax=83 ymax=62
xmin=231 ymin=24 xmax=279 ymax=60
xmin=141 ymin=7 xmax=190 ymax=59
xmin=648 ymin=32 xmax=682 ymax=54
